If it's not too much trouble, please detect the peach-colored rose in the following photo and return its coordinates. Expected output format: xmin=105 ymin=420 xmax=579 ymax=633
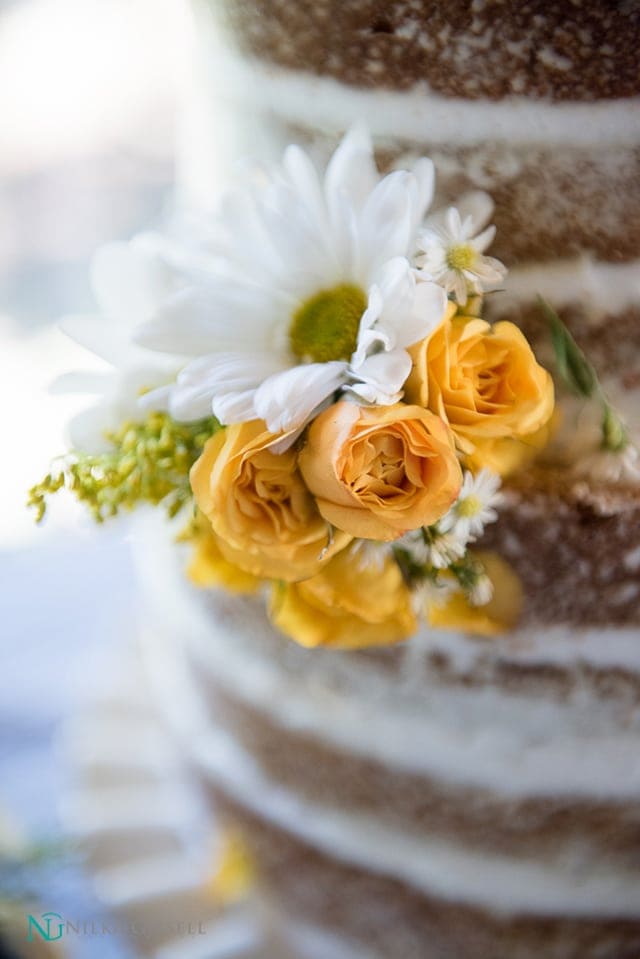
xmin=298 ymin=401 xmax=462 ymax=541
xmin=190 ymin=421 xmax=351 ymax=581
xmin=405 ymin=306 xmax=554 ymax=475
xmin=269 ymin=542 xmax=417 ymax=648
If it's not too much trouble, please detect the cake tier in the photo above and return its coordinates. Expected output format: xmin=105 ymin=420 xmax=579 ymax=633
xmin=136 ymin=522 xmax=640 ymax=958
xmin=478 ymin=473 xmax=640 ymax=627
xmin=182 ymin=3 xmax=640 ymax=270
xmin=202 ymin=0 xmax=640 ymax=101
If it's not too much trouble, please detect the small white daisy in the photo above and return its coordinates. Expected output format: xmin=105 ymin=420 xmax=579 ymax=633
xmin=350 ymin=539 xmax=392 ymax=572
xmin=440 ymin=469 xmax=503 ymax=545
xmin=416 ymin=194 xmax=506 ymax=305
xmin=126 ymin=126 xmax=446 ymax=443
xmin=572 ymin=443 xmax=640 ymax=484
xmin=396 ymin=527 xmax=466 ymax=571
xmin=412 ymin=574 xmax=458 ymax=613
xmin=469 ymin=573 xmax=494 ymax=608
xmin=427 ymin=532 xmax=468 ymax=570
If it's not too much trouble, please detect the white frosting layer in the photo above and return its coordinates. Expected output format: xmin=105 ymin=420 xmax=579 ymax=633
xmin=194 ymin=719 xmax=640 ymax=919
xmin=137 ymin=613 xmax=640 ymax=920
xmin=499 ymin=256 xmax=640 ymax=319
xmin=280 ymin=921 xmax=375 ymax=959
xmin=134 ymin=520 xmax=640 ymax=801
xmin=195 ymin=44 xmax=640 ymax=150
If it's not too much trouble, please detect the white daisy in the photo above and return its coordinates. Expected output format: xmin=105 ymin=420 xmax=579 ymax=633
xmin=469 ymin=573 xmax=494 ymax=608
xmin=440 ymin=469 xmax=503 ymax=545
xmin=131 ymin=126 xmax=446 ymax=440
xmin=413 ymin=574 xmax=458 ymax=613
xmin=572 ymin=443 xmax=640 ymax=485
xmin=350 ymin=538 xmax=392 ymax=572
xmin=416 ymin=192 xmax=506 ymax=305
xmin=57 ymin=235 xmax=184 ymax=451
xmin=396 ymin=527 xmax=466 ymax=571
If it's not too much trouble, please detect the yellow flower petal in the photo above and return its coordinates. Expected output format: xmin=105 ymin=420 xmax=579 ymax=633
xmin=270 ymin=543 xmax=417 ymax=649
xmin=429 ymin=551 xmax=523 ymax=636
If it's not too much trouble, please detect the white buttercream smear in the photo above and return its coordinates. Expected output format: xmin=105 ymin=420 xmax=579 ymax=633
xmin=279 ymin=920 xmax=376 ymax=959
xmin=496 ymin=256 xmax=640 ymax=319
xmin=134 ymin=520 xmax=640 ymax=801
xmin=194 ymin=720 xmax=640 ymax=919
xmin=137 ymin=615 xmax=640 ymax=920
xmin=196 ymin=45 xmax=640 ymax=150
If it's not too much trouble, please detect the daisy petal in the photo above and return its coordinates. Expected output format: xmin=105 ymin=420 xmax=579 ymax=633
xmin=324 ymin=124 xmax=378 ymax=217
xmin=254 ymin=361 xmax=347 ymax=433
xmin=169 ymin=352 xmax=288 ymax=422
xmin=471 ymin=254 xmax=507 ymax=283
xmin=410 ymin=157 xmax=435 ymax=229
xmin=471 ymin=224 xmax=497 ymax=254
xmin=61 ymin=313 xmax=134 ymax=366
xmin=212 ymin=389 xmax=260 ymax=425
xmin=376 ymin=257 xmax=415 ymax=316
xmin=350 ymin=348 xmax=412 ymax=403
xmin=90 ymin=236 xmax=181 ymax=328
xmin=358 ymin=171 xmax=413 ymax=277
xmin=456 ymin=191 xmax=494 ymax=232
xmin=134 ymin=283 xmax=273 ymax=355
xmin=138 ymin=383 xmax=173 ymax=414
xmin=283 ymin=144 xmax=326 ymax=226
xmin=397 ymin=279 xmax=448 ymax=347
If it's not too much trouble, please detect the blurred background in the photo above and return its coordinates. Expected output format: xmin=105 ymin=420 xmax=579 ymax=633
xmin=0 ymin=1 xmax=204 ymax=955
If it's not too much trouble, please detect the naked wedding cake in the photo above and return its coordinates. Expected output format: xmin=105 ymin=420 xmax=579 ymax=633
xmin=33 ymin=2 xmax=640 ymax=956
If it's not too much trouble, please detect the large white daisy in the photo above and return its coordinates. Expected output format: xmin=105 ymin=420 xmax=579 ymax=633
xmin=58 ymin=234 xmax=184 ymax=451
xmin=133 ymin=126 xmax=447 ymax=438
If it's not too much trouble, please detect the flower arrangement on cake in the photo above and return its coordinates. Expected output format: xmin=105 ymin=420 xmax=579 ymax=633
xmin=29 ymin=127 xmax=634 ymax=648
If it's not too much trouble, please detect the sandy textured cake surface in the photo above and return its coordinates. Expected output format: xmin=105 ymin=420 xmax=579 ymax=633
xmin=136 ymin=518 xmax=640 ymax=956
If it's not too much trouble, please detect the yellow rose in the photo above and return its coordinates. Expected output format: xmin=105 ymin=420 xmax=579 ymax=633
xmin=190 ymin=421 xmax=351 ymax=581
xmin=269 ymin=543 xmax=417 ymax=648
xmin=187 ymin=523 xmax=261 ymax=595
xmin=428 ymin=551 xmax=524 ymax=636
xmin=298 ymin=401 xmax=462 ymax=541
xmin=405 ymin=305 xmax=554 ymax=475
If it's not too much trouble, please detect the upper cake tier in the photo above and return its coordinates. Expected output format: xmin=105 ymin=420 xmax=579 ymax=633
xmin=207 ymin=0 xmax=640 ymax=100
xmin=184 ymin=0 xmax=640 ymax=267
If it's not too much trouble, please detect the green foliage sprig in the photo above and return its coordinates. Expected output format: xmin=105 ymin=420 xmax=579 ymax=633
xmin=28 ymin=412 xmax=220 ymax=523
xmin=539 ymin=297 xmax=628 ymax=453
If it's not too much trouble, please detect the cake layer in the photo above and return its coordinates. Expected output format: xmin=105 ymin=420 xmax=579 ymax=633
xmin=136 ymin=521 xmax=640 ymax=952
xmin=203 ymin=0 xmax=640 ymax=101
xmin=479 ymin=473 xmax=640 ymax=626
xmin=195 ymin=729 xmax=640 ymax=918
xmin=201 ymin=676 xmax=640 ymax=868
xmin=210 ymin=791 xmax=640 ymax=959
xmin=136 ymin=522 xmax=640 ymax=801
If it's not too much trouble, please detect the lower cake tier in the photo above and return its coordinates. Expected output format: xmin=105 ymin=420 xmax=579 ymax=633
xmin=136 ymin=522 xmax=640 ymax=958
xmin=209 ymin=791 xmax=640 ymax=959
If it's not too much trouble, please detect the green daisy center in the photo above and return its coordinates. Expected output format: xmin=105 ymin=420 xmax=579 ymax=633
xmin=289 ymin=283 xmax=367 ymax=363
xmin=446 ymin=244 xmax=476 ymax=272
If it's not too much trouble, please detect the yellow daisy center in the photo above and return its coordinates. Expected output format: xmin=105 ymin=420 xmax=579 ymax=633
xmin=289 ymin=284 xmax=367 ymax=363
xmin=446 ymin=244 xmax=477 ymax=272
xmin=457 ymin=494 xmax=482 ymax=518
